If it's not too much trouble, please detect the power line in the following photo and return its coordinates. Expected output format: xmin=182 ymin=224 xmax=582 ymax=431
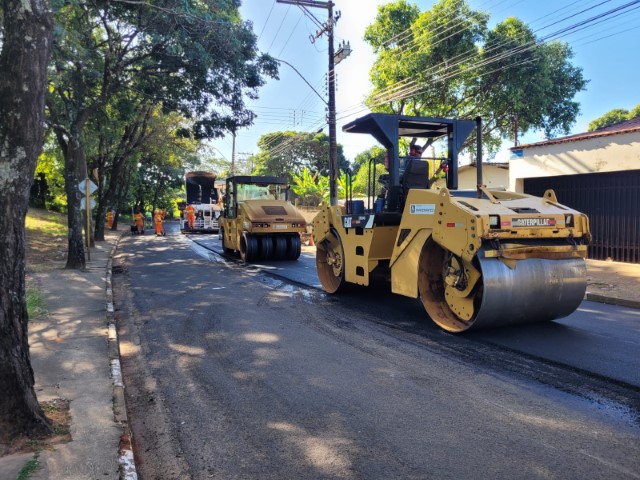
xmin=337 ymin=0 xmax=640 ymax=119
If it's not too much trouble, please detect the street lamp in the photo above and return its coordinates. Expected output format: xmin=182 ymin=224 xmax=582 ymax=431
xmin=273 ymin=58 xmax=327 ymax=106
xmin=276 ymin=0 xmax=350 ymax=206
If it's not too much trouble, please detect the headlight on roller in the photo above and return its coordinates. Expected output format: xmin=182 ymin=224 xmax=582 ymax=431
xmin=565 ymin=214 xmax=574 ymax=227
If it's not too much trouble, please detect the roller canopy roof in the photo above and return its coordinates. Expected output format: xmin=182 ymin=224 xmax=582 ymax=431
xmin=341 ymin=113 xmax=476 ymax=151
xmin=227 ymin=176 xmax=289 ymax=185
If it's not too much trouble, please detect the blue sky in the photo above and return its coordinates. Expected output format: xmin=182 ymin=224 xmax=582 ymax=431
xmin=210 ymin=0 xmax=640 ymax=165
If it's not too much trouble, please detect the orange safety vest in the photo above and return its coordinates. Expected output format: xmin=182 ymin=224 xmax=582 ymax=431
xmin=154 ymin=212 xmax=163 ymax=234
xmin=106 ymin=211 xmax=114 ymax=228
xmin=185 ymin=205 xmax=195 ymax=227
xmin=133 ymin=213 xmax=144 ymax=226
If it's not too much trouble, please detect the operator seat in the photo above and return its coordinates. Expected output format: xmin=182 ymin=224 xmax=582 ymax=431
xmin=398 ymin=159 xmax=430 ymax=210
xmin=402 ymin=159 xmax=430 ymax=190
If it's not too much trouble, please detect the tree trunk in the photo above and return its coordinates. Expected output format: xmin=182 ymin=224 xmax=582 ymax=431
xmin=0 ymin=0 xmax=54 ymax=443
xmin=63 ymin=138 xmax=87 ymax=269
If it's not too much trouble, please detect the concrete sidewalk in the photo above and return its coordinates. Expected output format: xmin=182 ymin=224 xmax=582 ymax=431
xmin=0 ymin=230 xmax=130 ymax=480
xmin=585 ymin=258 xmax=640 ymax=309
xmin=0 ymin=231 xmax=638 ymax=479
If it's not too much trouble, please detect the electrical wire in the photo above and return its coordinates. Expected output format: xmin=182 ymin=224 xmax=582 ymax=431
xmin=337 ymin=0 xmax=640 ymax=119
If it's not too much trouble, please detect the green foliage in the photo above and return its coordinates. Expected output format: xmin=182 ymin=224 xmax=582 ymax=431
xmin=588 ymin=104 xmax=640 ymax=131
xmin=364 ymin=1 xmax=421 ymax=53
xmin=364 ymin=0 xmax=587 ymax=155
xmin=290 ymin=167 xmax=359 ymax=206
xmin=352 ymin=163 xmax=387 ymax=198
xmin=253 ymin=130 xmax=349 ymax=180
xmin=352 ymin=146 xmax=386 ymax=175
xmin=35 ymin=138 xmax=67 ymax=212
xmin=291 ymin=167 xmax=326 ymax=207
xmin=17 ymin=453 xmax=41 ymax=480
xmin=26 ymin=288 xmax=49 ymax=321
xmin=45 ymin=0 xmax=278 ymax=247
xmin=49 ymin=0 xmax=278 ymax=139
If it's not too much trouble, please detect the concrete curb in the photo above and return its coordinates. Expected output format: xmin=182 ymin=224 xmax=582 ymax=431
xmin=105 ymin=233 xmax=138 ymax=480
xmin=585 ymin=292 xmax=640 ymax=310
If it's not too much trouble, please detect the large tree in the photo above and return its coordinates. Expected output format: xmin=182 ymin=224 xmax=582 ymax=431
xmin=47 ymin=0 xmax=277 ymax=268
xmin=364 ymin=0 xmax=587 ymax=156
xmin=0 ymin=0 xmax=54 ymax=443
xmin=253 ymin=131 xmax=348 ymax=179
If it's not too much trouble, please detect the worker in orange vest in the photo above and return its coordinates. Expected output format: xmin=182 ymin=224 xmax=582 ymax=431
xmin=154 ymin=210 xmax=164 ymax=236
xmin=133 ymin=211 xmax=144 ymax=233
xmin=160 ymin=208 xmax=166 ymax=220
xmin=106 ymin=209 xmax=114 ymax=229
xmin=185 ymin=204 xmax=195 ymax=229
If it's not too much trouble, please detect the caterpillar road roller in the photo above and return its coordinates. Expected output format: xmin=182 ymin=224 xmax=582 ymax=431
xmin=312 ymin=114 xmax=591 ymax=332
xmin=219 ymin=176 xmax=307 ymax=262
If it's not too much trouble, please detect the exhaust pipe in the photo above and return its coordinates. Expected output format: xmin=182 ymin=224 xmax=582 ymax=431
xmin=476 ymin=116 xmax=483 ymax=199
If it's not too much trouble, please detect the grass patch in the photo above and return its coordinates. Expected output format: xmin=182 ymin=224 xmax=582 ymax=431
xmin=16 ymin=452 xmax=41 ymax=480
xmin=25 ymin=211 xmax=67 ymax=237
xmin=26 ymin=287 xmax=48 ymax=320
xmin=25 ymin=208 xmax=68 ymax=271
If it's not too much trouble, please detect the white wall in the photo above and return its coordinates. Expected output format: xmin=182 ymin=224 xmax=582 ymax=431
xmin=509 ymin=130 xmax=640 ymax=191
xmin=433 ymin=164 xmax=509 ymax=190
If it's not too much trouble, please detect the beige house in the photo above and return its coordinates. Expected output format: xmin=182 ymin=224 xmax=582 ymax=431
xmin=509 ymin=117 xmax=640 ymax=191
xmin=507 ymin=117 xmax=640 ymax=263
xmin=432 ymin=163 xmax=509 ymax=190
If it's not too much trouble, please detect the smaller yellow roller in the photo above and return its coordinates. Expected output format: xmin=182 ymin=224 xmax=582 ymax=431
xmin=219 ymin=176 xmax=307 ymax=262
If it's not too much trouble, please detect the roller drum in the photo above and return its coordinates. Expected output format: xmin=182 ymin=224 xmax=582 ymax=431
xmin=471 ymin=257 xmax=587 ymax=330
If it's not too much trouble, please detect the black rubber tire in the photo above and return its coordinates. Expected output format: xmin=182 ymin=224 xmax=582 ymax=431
xmin=240 ymin=232 xmax=258 ymax=262
xmin=259 ymin=235 xmax=273 ymax=260
xmin=273 ymin=236 xmax=287 ymax=260
xmin=286 ymin=234 xmax=302 ymax=261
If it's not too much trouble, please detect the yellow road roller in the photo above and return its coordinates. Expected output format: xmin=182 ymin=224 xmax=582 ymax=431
xmin=312 ymin=114 xmax=590 ymax=332
xmin=219 ymin=176 xmax=307 ymax=262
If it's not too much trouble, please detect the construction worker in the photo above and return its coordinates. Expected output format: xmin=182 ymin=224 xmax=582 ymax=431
xmin=185 ymin=203 xmax=195 ymax=229
xmin=106 ymin=209 xmax=114 ymax=230
xmin=154 ymin=210 xmax=164 ymax=236
xmin=133 ymin=210 xmax=144 ymax=233
xmin=160 ymin=208 xmax=166 ymax=220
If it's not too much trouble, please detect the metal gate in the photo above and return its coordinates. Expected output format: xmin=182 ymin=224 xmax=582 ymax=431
xmin=524 ymin=170 xmax=640 ymax=263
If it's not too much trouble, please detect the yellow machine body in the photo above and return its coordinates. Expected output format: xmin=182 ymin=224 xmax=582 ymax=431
xmin=313 ymin=114 xmax=591 ymax=332
xmin=219 ymin=176 xmax=307 ymax=262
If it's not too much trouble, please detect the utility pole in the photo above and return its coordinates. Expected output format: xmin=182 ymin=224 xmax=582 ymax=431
xmin=231 ymin=131 xmax=236 ymax=175
xmin=326 ymin=1 xmax=338 ymax=206
xmin=276 ymin=0 xmax=348 ymax=206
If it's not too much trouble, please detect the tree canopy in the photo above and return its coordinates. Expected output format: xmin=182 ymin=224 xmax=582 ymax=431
xmin=364 ymin=0 xmax=587 ymax=156
xmin=588 ymin=104 xmax=640 ymax=131
xmin=252 ymin=131 xmax=348 ymax=180
xmin=45 ymin=0 xmax=278 ymax=266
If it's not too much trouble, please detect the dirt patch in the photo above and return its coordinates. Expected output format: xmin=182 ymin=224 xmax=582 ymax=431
xmin=2 ymin=399 xmax=72 ymax=457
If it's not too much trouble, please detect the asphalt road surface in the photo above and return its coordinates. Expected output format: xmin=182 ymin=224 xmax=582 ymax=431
xmin=113 ymin=223 xmax=640 ymax=479
xmin=192 ymin=232 xmax=640 ymax=388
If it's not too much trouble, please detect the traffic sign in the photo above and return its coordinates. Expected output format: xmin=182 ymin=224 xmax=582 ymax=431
xmin=80 ymin=197 xmax=96 ymax=210
xmin=78 ymin=178 xmax=98 ymax=195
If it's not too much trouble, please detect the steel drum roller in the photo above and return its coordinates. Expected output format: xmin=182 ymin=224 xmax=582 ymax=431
xmin=470 ymin=257 xmax=587 ymax=330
